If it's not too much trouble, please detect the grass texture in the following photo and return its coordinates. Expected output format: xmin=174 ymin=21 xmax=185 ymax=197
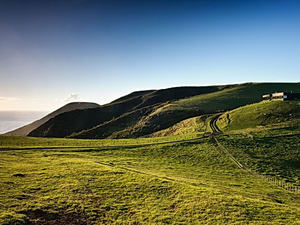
xmin=1 ymin=136 xmax=300 ymax=224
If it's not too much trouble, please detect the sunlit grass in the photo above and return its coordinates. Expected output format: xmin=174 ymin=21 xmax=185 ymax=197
xmin=1 ymin=136 xmax=300 ymax=224
xmin=0 ymin=134 xmax=207 ymax=149
xmin=217 ymin=100 xmax=300 ymax=132
xmin=218 ymin=133 xmax=300 ymax=185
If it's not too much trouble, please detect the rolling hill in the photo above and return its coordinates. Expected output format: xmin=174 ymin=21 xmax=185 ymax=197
xmin=2 ymin=83 xmax=300 ymax=224
xmin=5 ymin=82 xmax=300 ymax=139
xmin=70 ymin=82 xmax=300 ymax=139
xmin=217 ymin=100 xmax=300 ymax=132
xmin=27 ymin=85 xmax=233 ymax=138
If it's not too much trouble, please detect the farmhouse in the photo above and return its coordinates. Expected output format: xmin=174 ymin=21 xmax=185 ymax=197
xmin=262 ymin=92 xmax=300 ymax=101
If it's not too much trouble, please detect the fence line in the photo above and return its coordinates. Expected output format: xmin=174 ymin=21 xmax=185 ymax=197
xmin=213 ymin=136 xmax=300 ymax=194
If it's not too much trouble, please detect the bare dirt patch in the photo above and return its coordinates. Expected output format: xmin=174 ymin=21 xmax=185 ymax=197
xmin=21 ymin=209 xmax=92 ymax=225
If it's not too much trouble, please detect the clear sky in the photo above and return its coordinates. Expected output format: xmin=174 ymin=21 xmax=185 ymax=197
xmin=1 ymin=0 xmax=300 ymax=111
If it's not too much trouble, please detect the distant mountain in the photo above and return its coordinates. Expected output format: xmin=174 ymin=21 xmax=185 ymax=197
xmin=3 ymin=102 xmax=100 ymax=136
xmin=10 ymin=82 xmax=300 ymax=139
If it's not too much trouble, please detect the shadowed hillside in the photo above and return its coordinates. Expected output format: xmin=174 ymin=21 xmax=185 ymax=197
xmin=28 ymin=85 xmax=227 ymax=138
xmin=9 ymin=82 xmax=300 ymax=139
xmin=28 ymin=96 xmax=146 ymax=138
xmin=3 ymin=102 xmax=100 ymax=137
xmin=72 ymin=83 xmax=300 ymax=138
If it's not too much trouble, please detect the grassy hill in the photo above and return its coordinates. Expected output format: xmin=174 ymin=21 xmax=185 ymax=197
xmin=147 ymin=99 xmax=300 ymax=185
xmin=217 ymin=100 xmax=300 ymax=132
xmin=105 ymin=82 xmax=300 ymax=138
xmin=148 ymin=115 xmax=210 ymax=137
xmin=152 ymin=98 xmax=300 ymax=186
xmin=2 ymin=83 xmax=300 ymax=223
xmin=27 ymin=85 xmax=233 ymax=138
xmin=167 ymin=82 xmax=300 ymax=112
xmin=27 ymin=94 xmax=149 ymax=138
xmin=68 ymin=83 xmax=300 ymax=139
xmin=5 ymin=82 xmax=300 ymax=139
xmin=211 ymin=100 xmax=300 ymax=189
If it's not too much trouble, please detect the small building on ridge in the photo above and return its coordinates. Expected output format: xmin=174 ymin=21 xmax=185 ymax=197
xmin=262 ymin=92 xmax=300 ymax=101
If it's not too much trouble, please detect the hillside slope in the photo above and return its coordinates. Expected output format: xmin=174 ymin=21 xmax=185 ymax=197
xmin=28 ymin=85 xmax=226 ymax=138
xmin=28 ymin=96 xmax=145 ymax=138
xmin=3 ymin=102 xmax=100 ymax=136
xmin=149 ymin=97 xmax=300 ymax=138
xmin=28 ymin=82 xmax=300 ymax=138
xmin=68 ymin=85 xmax=240 ymax=138
xmin=217 ymin=100 xmax=300 ymax=132
xmin=168 ymin=82 xmax=300 ymax=113
xmin=148 ymin=115 xmax=210 ymax=137
xmin=79 ymin=82 xmax=300 ymax=138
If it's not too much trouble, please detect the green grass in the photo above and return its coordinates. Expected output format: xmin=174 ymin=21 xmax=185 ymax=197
xmin=0 ymin=135 xmax=207 ymax=149
xmin=217 ymin=100 xmax=300 ymax=132
xmin=3 ymin=96 xmax=300 ymax=224
xmin=3 ymin=83 xmax=300 ymax=223
xmin=149 ymin=115 xmax=211 ymax=137
xmin=1 ymin=136 xmax=300 ymax=224
xmin=69 ymin=83 xmax=300 ymax=139
xmin=127 ymin=83 xmax=300 ymax=139
xmin=218 ymin=132 xmax=300 ymax=185
xmin=167 ymin=82 xmax=300 ymax=113
xmin=206 ymin=100 xmax=300 ymax=191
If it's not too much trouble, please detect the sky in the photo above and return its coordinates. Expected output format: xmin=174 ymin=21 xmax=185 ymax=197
xmin=1 ymin=0 xmax=300 ymax=111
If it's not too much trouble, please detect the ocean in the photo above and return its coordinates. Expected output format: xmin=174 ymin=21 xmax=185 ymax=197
xmin=0 ymin=111 xmax=48 ymax=134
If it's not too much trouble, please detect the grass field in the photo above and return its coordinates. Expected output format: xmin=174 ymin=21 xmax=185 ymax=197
xmin=1 ymin=134 xmax=300 ymax=224
xmin=218 ymin=132 xmax=300 ymax=185
xmin=2 ymin=96 xmax=300 ymax=224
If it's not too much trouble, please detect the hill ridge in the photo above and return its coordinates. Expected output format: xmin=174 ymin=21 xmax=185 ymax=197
xmin=7 ymin=82 xmax=300 ymax=139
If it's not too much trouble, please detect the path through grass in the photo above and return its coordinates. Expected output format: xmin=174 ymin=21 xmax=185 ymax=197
xmin=1 ymin=136 xmax=300 ymax=224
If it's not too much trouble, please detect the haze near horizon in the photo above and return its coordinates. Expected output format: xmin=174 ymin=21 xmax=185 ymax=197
xmin=1 ymin=0 xmax=300 ymax=111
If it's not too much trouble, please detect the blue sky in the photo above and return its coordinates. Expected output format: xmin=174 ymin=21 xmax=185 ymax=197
xmin=1 ymin=0 xmax=300 ymax=111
